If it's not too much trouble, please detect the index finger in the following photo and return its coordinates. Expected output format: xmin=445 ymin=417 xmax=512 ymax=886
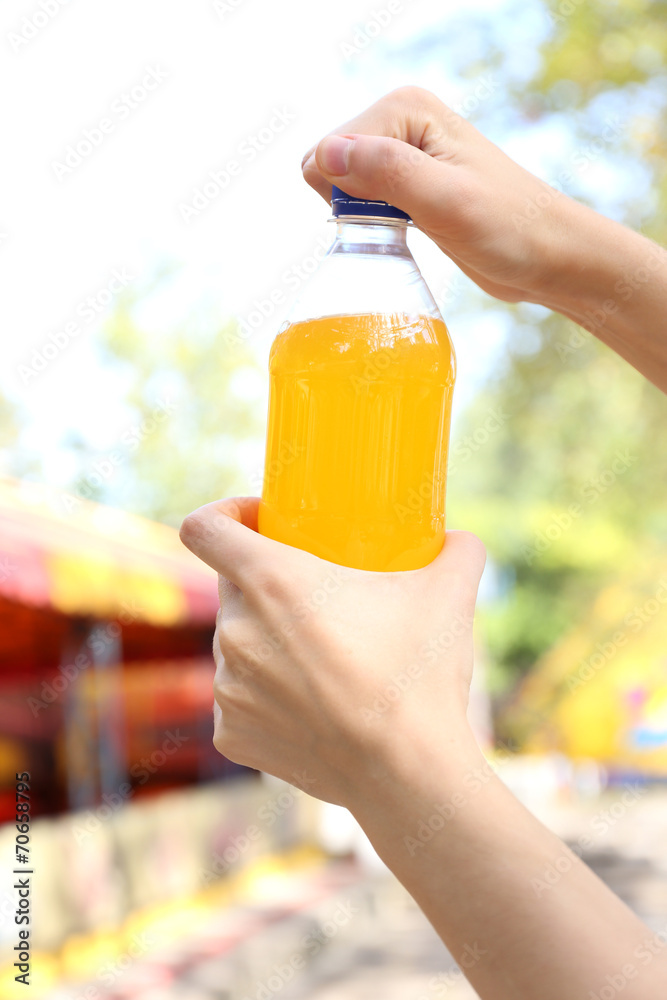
xmin=180 ymin=496 xmax=282 ymax=589
xmin=301 ymin=86 xmax=465 ymax=201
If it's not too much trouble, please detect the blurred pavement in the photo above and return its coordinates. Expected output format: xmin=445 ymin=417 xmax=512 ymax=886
xmin=48 ymin=783 xmax=667 ymax=1000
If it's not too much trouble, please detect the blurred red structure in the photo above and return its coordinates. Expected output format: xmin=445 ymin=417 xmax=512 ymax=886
xmin=0 ymin=478 xmax=248 ymax=822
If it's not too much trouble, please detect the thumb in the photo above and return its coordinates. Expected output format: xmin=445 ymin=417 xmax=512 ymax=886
xmin=314 ymin=132 xmax=452 ymax=231
xmin=423 ymin=529 xmax=487 ymax=608
xmin=180 ymin=496 xmax=282 ymax=588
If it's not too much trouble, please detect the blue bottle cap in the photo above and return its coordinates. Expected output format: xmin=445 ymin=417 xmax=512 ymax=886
xmin=331 ymin=185 xmax=411 ymax=222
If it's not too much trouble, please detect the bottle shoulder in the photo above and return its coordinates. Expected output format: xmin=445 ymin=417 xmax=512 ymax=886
xmin=283 ymin=249 xmax=444 ymax=326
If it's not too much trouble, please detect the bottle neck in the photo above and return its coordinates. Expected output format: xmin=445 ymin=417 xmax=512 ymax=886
xmin=330 ymin=219 xmax=409 ymax=256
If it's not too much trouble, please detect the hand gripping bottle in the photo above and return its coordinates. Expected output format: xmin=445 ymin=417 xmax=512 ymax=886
xmin=258 ymin=186 xmax=456 ymax=572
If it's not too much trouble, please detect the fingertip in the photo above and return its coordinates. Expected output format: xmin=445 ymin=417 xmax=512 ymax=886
xmin=313 ymin=133 xmax=437 ymax=223
xmin=427 ymin=529 xmax=487 ymax=585
xmin=179 ymin=507 xmax=208 ymax=554
xmin=179 ymin=496 xmax=260 ymax=561
xmin=301 ymin=145 xmax=316 ymax=170
xmin=447 ymin=530 xmax=487 ymax=575
xmin=315 ymin=134 xmax=353 ymax=177
xmin=301 ymin=150 xmax=332 ymax=203
xmin=449 ymin=529 xmax=486 ymax=560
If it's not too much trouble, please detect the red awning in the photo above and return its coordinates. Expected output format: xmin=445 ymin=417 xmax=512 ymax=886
xmin=0 ymin=478 xmax=219 ymax=626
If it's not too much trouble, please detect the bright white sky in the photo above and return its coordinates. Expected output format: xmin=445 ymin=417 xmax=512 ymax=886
xmin=0 ymin=0 xmax=588 ymax=488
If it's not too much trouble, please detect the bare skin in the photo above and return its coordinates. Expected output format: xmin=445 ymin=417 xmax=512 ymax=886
xmin=181 ymin=89 xmax=667 ymax=998
xmin=302 ymin=86 xmax=667 ymax=392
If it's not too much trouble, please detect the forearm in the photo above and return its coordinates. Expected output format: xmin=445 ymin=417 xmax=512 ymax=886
xmin=347 ymin=723 xmax=667 ymax=1000
xmin=181 ymin=494 xmax=665 ymax=996
xmin=541 ymin=197 xmax=667 ymax=392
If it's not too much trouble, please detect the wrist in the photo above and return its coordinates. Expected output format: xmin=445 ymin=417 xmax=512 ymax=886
xmin=518 ymin=193 xmax=667 ymax=390
xmin=530 ymin=193 xmax=644 ymax=323
xmin=521 ymin=192 xmax=597 ymax=312
xmin=343 ymin=715 xmax=487 ymax=823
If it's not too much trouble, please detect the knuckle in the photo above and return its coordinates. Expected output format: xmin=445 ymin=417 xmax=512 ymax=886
xmin=211 ymin=683 xmax=241 ymax=738
xmin=216 ymin=619 xmax=260 ymax=670
xmin=213 ymin=726 xmax=237 ymax=760
xmin=216 ymin=617 xmax=243 ymax=656
xmin=213 ymin=727 xmax=256 ymax=769
xmin=212 ymin=670 xmax=230 ymax=703
xmin=427 ymin=106 xmax=466 ymax=146
xmin=253 ymin=567 xmax=289 ymax=604
xmin=386 ymin=84 xmax=439 ymax=110
xmin=380 ymin=138 xmax=417 ymax=193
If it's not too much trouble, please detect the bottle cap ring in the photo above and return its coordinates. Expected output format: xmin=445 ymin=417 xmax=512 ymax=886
xmin=331 ymin=185 xmax=411 ymax=223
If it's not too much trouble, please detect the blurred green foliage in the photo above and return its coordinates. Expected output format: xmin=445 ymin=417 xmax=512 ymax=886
xmin=447 ymin=0 xmax=667 ymax=691
xmin=449 ymin=313 xmax=667 ymax=690
xmin=93 ymin=305 xmax=265 ymax=527
xmin=537 ymin=0 xmax=667 ymax=95
xmin=533 ymin=0 xmax=667 ymax=236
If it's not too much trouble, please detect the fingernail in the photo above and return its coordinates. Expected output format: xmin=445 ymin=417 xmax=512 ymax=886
xmin=301 ymin=147 xmax=315 ymax=169
xmin=317 ymin=135 xmax=353 ymax=176
xmin=301 ymin=152 xmax=316 ymax=173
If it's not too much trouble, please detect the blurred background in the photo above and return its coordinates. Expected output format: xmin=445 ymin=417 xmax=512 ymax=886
xmin=1 ymin=0 xmax=667 ymax=996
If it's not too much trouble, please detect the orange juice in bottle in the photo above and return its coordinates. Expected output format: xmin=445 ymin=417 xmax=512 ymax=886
xmin=258 ymin=187 xmax=455 ymax=572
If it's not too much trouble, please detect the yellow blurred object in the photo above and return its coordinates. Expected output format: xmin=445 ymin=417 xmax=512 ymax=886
xmin=48 ymin=551 xmax=187 ymax=626
xmin=508 ymin=561 xmax=667 ymax=776
xmin=60 ymin=928 xmax=125 ymax=983
xmin=0 ymin=845 xmax=327 ymax=999
xmin=0 ymin=952 xmax=59 ymax=999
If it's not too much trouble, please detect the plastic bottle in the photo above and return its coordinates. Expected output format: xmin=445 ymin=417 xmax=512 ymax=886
xmin=258 ymin=186 xmax=455 ymax=571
